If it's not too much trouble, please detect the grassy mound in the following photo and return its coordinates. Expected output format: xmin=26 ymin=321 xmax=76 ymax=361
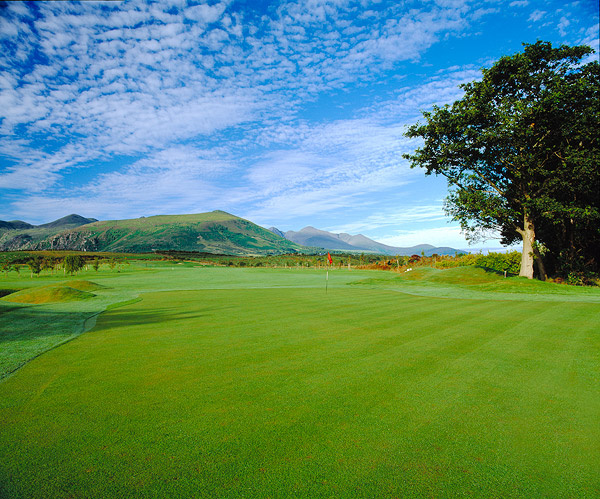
xmin=407 ymin=266 xmax=572 ymax=293
xmin=61 ymin=280 xmax=106 ymax=292
xmin=352 ymin=266 xmax=505 ymax=288
xmin=356 ymin=266 xmax=577 ymax=295
xmin=412 ymin=266 xmax=504 ymax=285
xmin=1 ymin=284 xmax=96 ymax=304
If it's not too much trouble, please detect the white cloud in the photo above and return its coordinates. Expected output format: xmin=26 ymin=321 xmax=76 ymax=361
xmin=366 ymin=65 xmax=482 ymax=123
xmin=185 ymin=3 xmax=227 ymax=24
xmin=528 ymin=10 xmax=546 ymax=22
xmin=8 ymin=145 xmax=233 ymax=222
xmin=246 ymin=150 xmax=322 ymax=196
xmin=472 ymin=8 xmax=499 ymax=21
xmin=377 ymin=225 xmax=468 ymax=248
xmin=0 ymin=17 xmax=20 ymax=38
xmin=330 ymin=205 xmax=449 ymax=234
xmin=557 ymin=16 xmax=570 ymax=36
xmin=2 ymin=0 xmax=594 ymax=232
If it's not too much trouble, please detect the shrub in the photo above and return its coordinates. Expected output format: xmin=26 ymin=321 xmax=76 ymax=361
xmin=566 ymin=271 xmax=597 ymax=286
xmin=475 ymin=251 xmax=521 ymax=274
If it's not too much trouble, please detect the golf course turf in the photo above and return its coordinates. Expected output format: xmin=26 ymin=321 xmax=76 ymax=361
xmin=0 ymin=265 xmax=599 ymax=498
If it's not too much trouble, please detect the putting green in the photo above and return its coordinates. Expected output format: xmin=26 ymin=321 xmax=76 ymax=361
xmin=1 ymin=272 xmax=599 ymax=498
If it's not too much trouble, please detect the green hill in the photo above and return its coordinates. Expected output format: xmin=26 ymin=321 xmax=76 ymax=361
xmin=37 ymin=214 xmax=97 ymax=229
xmin=29 ymin=211 xmax=303 ymax=255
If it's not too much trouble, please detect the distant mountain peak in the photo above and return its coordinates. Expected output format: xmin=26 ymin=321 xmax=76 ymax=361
xmin=38 ymin=214 xmax=98 ymax=229
xmin=0 ymin=220 xmax=34 ymax=230
xmin=268 ymin=227 xmax=286 ymax=238
xmin=282 ymin=226 xmax=461 ymax=256
xmin=0 ymin=214 xmax=96 ymax=231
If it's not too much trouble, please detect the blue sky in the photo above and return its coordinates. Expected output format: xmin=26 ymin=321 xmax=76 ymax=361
xmin=0 ymin=0 xmax=598 ymax=250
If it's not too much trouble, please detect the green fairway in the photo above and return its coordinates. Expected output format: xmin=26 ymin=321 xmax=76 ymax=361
xmin=1 ymin=266 xmax=599 ymax=498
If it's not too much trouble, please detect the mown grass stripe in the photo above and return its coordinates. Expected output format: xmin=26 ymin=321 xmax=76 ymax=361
xmin=1 ymin=283 xmax=599 ymax=498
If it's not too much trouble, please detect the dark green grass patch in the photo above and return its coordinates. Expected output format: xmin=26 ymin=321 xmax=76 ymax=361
xmin=1 ymin=286 xmax=599 ymax=498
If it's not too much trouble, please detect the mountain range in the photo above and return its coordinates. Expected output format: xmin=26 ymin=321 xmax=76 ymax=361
xmin=0 ymin=212 xmax=461 ymax=256
xmin=270 ymin=226 xmax=460 ymax=256
xmin=0 ymin=214 xmax=97 ymax=231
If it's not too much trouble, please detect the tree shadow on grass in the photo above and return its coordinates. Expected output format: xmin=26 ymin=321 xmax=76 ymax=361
xmin=0 ymin=289 xmax=20 ymax=299
xmin=0 ymin=303 xmax=21 ymax=316
xmin=93 ymin=304 xmax=234 ymax=331
xmin=474 ymin=265 xmax=518 ymax=278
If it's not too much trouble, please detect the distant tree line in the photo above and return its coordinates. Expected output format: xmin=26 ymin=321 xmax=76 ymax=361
xmin=1 ymin=249 xmax=596 ymax=286
xmin=0 ymin=253 xmax=127 ymax=277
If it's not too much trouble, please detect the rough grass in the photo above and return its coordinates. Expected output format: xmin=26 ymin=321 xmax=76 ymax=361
xmin=0 ymin=265 xmax=599 ymax=498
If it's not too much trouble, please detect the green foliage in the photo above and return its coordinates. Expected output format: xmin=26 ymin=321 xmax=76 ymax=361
xmin=475 ymin=251 xmax=521 ymax=274
xmin=566 ymin=271 xmax=598 ymax=287
xmin=2 ymin=260 xmax=15 ymax=276
xmin=41 ymin=257 xmax=55 ymax=274
xmin=63 ymin=254 xmax=85 ymax=275
xmin=27 ymin=255 xmax=43 ymax=277
xmin=435 ymin=253 xmax=479 ymax=268
xmin=404 ymin=41 xmax=600 ymax=279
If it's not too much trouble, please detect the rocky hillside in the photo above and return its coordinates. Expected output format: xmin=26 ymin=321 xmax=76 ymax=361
xmin=0 ymin=214 xmax=97 ymax=251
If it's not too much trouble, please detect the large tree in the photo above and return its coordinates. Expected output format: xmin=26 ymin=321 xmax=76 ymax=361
xmin=404 ymin=41 xmax=599 ymax=279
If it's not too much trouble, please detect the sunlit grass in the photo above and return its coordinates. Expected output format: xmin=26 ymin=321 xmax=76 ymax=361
xmin=1 ymin=265 xmax=599 ymax=497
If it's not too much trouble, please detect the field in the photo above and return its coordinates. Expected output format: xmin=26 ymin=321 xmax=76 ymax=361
xmin=1 ymin=263 xmax=599 ymax=498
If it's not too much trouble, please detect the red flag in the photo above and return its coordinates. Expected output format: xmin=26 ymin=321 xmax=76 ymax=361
xmin=327 ymin=252 xmax=333 ymax=265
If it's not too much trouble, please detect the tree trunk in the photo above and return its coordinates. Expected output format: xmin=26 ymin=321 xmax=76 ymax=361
xmin=517 ymin=212 xmax=546 ymax=280
xmin=517 ymin=213 xmax=536 ymax=279
xmin=533 ymin=245 xmax=547 ymax=281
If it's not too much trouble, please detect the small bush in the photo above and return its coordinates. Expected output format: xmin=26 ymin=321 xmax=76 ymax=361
xmin=566 ymin=271 xmax=597 ymax=286
xmin=475 ymin=251 xmax=521 ymax=274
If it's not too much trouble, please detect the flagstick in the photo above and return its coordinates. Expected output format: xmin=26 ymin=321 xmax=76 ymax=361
xmin=326 ymin=270 xmax=329 ymax=293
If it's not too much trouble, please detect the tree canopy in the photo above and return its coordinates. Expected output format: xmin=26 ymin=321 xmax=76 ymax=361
xmin=64 ymin=254 xmax=85 ymax=275
xmin=404 ymin=41 xmax=600 ymax=280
